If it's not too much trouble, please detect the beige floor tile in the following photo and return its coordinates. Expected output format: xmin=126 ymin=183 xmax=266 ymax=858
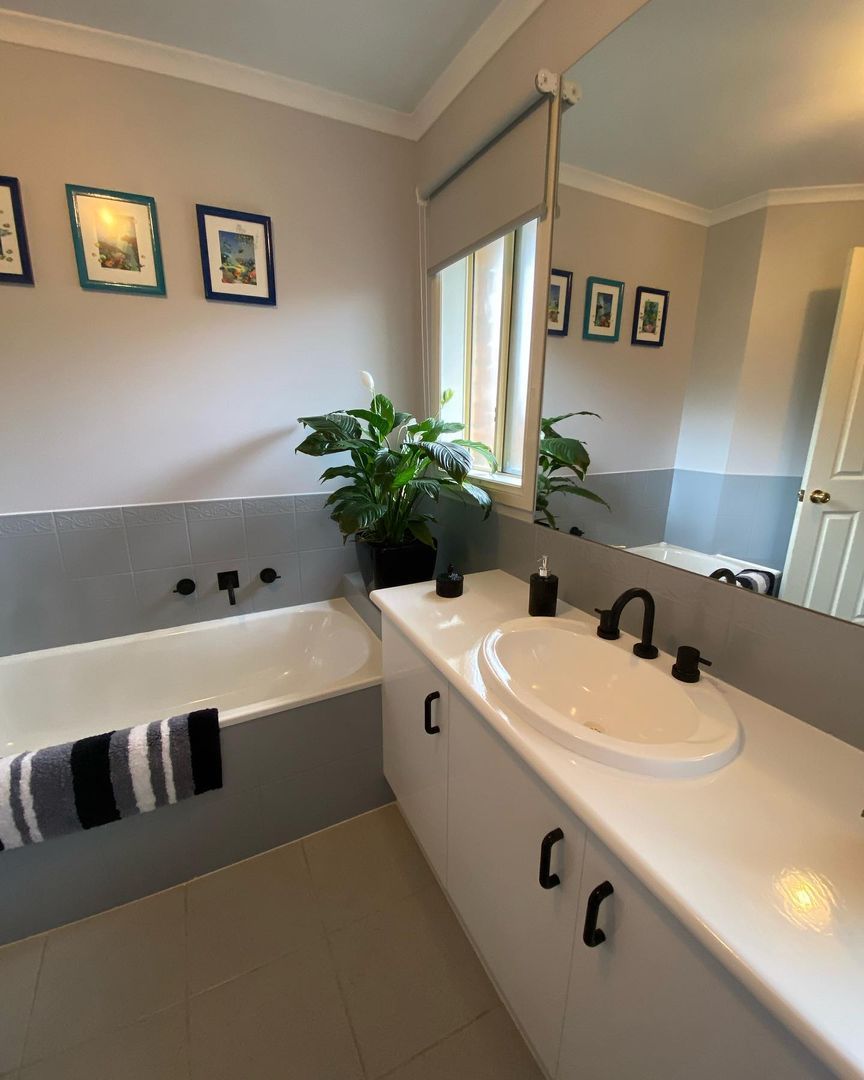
xmin=19 ymin=1005 xmax=188 ymax=1080
xmin=304 ymin=803 xmax=435 ymax=932
xmin=24 ymin=888 xmax=185 ymax=1064
xmin=187 ymin=840 xmax=324 ymax=993
xmin=0 ymin=935 xmax=44 ymax=1074
xmin=329 ymin=884 xmax=499 ymax=1078
xmin=383 ymin=1007 xmax=544 ymax=1080
xmin=189 ymin=938 xmax=362 ymax=1080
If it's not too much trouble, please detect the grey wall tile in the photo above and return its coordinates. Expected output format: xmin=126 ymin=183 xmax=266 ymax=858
xmin=125 ymin=521 xmax=192 ymax=571
xmin=243 ymin=496 xmax=295 ymax=516
xmin=299 ymin=546 xmax=359 ymax=602
xmin=248 ymin=555 xmax=301 ymax=612
xmin=70 ymin=575 xmax=138 ymax=644
xmin=295 ymin=508 xmax=343 ymax=551
xmin=295 ymin=493 xmax=330 ymax=512
xmin=122 ymin=503 xmax=185 ymax=526
xmin=188 ymin=517 xmax=247 ymax=564
xmin=133 ymin=566 xmax=198 ymax=631
xmin=0 ymin=512 xmax=55 ymax=536
xmin=185 ymin=500 xmax=243 ymax=521
xmin=57 ymin=527 xmax=131 ymax=578
xmin=664 ymin=469 xmax=723 ymax=554
xmin=244 ymin=512 xmax=297 ymax=557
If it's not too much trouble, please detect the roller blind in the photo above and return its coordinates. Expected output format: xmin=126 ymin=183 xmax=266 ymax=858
xmin=424 ymin=96 xmax=550 ymax=274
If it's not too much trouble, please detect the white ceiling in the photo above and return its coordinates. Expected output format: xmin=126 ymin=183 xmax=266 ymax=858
xmin=0 ymin=0 xmax=503 ymax=112
xmin=561 ymin=0 xmax=864 ymax=209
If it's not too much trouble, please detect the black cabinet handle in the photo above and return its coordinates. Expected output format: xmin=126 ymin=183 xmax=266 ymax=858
xmin=583 ymin=880 xmax=614 ymax=947
xmin=424 ymin=691 xmax=440 ymax=734
xmin=538 ymin=827 xmax=564 ymax=889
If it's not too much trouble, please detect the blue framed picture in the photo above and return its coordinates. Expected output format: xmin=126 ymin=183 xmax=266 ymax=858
xmin=547 ymin=268 xmax=573 ymax=336
xmin=196 ymin=205 xmax=276 ymax=306
xmin=0 ymin=176 xmax=35 ymax=286
xmin=65 ymin=184 xmax=165 ymax=295
xmin=582 ymin=276 xmax=624 ymax=342
xmin=631 ymin=285 xmax=669 ymax=347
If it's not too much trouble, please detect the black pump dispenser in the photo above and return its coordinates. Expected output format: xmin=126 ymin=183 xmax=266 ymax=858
xmin=529 ymin=555 xmax=558 ymax=617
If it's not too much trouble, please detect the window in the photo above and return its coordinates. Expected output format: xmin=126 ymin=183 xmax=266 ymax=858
xmin=436 ymin=218 xmax=538 ymax=482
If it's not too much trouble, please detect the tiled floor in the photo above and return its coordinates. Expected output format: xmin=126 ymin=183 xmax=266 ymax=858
xmin=0 ymin=804 xmax=543 ymax=1079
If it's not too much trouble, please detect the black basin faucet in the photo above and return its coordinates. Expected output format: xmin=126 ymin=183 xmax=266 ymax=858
xmin=217 ymin=570 xmax=240 ymax=606
xmin=595 ymin=588 xmax=659 ymax=659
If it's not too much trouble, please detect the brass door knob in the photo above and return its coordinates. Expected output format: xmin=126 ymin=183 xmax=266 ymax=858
xmin=809 ymin=489 xmax=831 ymax=504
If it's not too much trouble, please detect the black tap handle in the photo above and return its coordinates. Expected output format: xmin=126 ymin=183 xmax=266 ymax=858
xmin=594 ymin=608 xmax=620 ymax=641
xmin=259 ymin=567 xmax=282 ymax=584
xmin=173 ymin=578 xmax=196 ymax=596
xmin=672 ymin=645 xmax=712 ymax=682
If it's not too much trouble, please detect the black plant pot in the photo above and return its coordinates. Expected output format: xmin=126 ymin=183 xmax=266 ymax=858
xmin=358 ymin=538 xmax=438 ymax=591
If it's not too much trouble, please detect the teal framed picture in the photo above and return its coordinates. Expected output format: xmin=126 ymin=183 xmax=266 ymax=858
xmin=65 ymin=184 xmax=165 ymax=296
xmin=582 ymin=275 xmax=624 ymax=342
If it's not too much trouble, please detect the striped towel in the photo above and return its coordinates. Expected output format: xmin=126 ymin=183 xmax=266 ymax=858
xmin=0 ymin=708 xmax=221 ymax=851
xmin=734 ymin=569 xmax=777 ymax=595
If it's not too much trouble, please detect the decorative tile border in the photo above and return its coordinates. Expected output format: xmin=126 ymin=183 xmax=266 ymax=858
xmin=54 ymin=509 xmax=124 ymax=530
xmin=0 ymin=513 xmax=56 ymax=536
xmin=243 ymin=496 xmax=296 ymax=516
xmin=122 ymin=503 xmax=187 ymax=526
xmin=295 ymin=493 xmax=330 ymax=512
xmin=185 ymin=500 xmax=243 ymax=521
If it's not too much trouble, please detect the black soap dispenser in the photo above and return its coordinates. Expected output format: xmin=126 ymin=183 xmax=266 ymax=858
xmin=529 ymin=555 xmax=558 ymax=617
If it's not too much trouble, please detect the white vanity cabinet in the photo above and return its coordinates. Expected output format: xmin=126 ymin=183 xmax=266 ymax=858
xmin=558 ymin=833 xmax=831 ymax=1080
xmin=446 ymin=691 xmax=586 ymax=1076
xmin=381 ymin=621 xmax=450 ymax=880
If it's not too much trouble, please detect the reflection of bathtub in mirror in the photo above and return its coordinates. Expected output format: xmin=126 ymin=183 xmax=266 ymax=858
xmin=627 ymin=542 xmax=781 ymax=594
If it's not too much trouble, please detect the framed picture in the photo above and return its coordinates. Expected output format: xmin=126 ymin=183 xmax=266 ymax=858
xmin=196 ymin=205 xmax=275 ymax=306
xmin=0 ymin=176 xmax=34 ymax=286
xmin=547 ymin=268 xmax=573 ymax=335
xmin=582 ymin=276 xmax=624 ymax=342
xmin=66 ymin=185 xmax=165 ymax=295
xmin=631 ymin=285 xmax=669 ymax=347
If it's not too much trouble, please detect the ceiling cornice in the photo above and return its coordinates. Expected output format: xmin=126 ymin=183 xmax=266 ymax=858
xmin=559 ymin=163 xmax=864 ymax=227
xmin=0 ymin=0 xmax=546 ymax=141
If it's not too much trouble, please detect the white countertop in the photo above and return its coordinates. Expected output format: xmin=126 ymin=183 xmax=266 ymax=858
xmin=372 ymin=570 xmax=864 ymax=1080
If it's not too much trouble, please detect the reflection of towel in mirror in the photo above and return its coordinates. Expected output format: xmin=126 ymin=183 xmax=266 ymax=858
xmin=735 ymin=569 xmax=776 ymax=595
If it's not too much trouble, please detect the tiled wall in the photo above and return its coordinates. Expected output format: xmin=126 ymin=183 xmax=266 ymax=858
xmin=434 ymin=499 xmax=864 ymax=753
xmin=548 ymin=468 xmax=799 ymax=572
xmin=0 ymin=493 xmax=359 ymax=657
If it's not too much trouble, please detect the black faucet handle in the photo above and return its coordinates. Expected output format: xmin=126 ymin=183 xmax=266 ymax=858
xmin=259 ymin=567 xmax=281 ymax=584
xmin=173 ymin=578 xmax=196 ymax=596
xmin=671 ymin=645 xmax=712 ymax=683
xmin=595 ymin=608 xmax=620 ymax=641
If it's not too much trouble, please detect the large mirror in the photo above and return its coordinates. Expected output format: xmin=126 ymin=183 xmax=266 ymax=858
xmin=543 ymin=0 xmax=864 ymax=624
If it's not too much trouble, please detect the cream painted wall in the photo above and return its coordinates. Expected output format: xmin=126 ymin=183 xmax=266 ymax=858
xmin=0 ymin=42 xmax=419 ymax=514
xmin=674 ymin=210 xmax=766 ymax=474
xmin=542 ymin=185 xmax=706 ymax=472
xmin=728 ymin=201 xmax=864 ymax=476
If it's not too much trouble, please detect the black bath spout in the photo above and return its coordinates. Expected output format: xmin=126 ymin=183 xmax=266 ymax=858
xmin=595 ymin=587 xmax=659 ymax=659
xmin=709 ymin=568 xmax=738 ymax=584
xmin=217 ymin=570 xmax=240 ymax=606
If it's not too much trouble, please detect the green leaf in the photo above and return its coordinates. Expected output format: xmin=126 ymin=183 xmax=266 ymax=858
xmin=540 ymin=437 xmax=590 ymax=473
xmin=418 ymin=440 xmax=471 ymax=480
xmin=393 ymin=411 xmax=413 ymax=427
xmin=297 ymin=412 xmax=362 ymax=440
xmin=406 ymin=478 xmax=442 ymax=501
xmin=460 ymin=482 xmax=492 ymax=516
xmin=372 ymin=449 xmax=403 ymax=482
xmin=345 ymin=408 xmax=390 ymax=438
xmin=371 ymin=394 xmax=396 ymax=432
xmin=295 ymin=431 xmax=333 ymax=457
xmin=549 ymin=483 xmax=610 ymax=509
xmin=319 ymin=465 xmax=360 ymax=481
xmin=407 ymin=520 xmax=436 ymax=547
xmin=452 ymin=439 xmax=498 ymax=471
xmin=541 ymin=411 xmax=601 ymax=433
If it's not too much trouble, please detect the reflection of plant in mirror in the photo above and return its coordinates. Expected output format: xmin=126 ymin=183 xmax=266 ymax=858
xmin=296 ymin=373 xmax=497 ymax=547
xmin=535 ymin=412 xmax=610 ymax=530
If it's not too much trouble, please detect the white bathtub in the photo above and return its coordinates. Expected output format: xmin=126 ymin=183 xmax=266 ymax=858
xmin=0 ymin=599 xmax=382 ymax=757
xmin=627 ymin=542 xmax=780 ymax=581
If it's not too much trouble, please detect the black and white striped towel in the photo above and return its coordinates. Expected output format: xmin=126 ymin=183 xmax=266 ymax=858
xmin=0 ymin=708 xmax=221 ymax=851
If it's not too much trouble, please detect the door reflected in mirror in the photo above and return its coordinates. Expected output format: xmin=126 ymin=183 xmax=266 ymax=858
xmin=544 ymin=0 xmax=864 ymax=625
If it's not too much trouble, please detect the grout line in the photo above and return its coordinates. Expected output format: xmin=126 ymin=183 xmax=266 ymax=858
xmin=17 ymin=934 xmax=48 ymax=1072
xmin=374 ymin=1006 xmax=499 ymax=1080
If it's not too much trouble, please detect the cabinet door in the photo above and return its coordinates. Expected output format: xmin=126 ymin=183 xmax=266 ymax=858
xmin=558 ymin=833 xmax=832 ymax=1080
xmin=447 ymin=692 xmax=585 ymax=1076
xmin=382 ymin=619 xmax=450 ymax=881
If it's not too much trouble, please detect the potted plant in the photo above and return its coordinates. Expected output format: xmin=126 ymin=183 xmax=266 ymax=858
xmin=296 ymin=374 xmax=496 ymax=590
xmin=535 ymin=412 xmax=610 ymax=530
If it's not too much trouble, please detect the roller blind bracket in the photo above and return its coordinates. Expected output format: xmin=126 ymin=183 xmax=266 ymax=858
xmin=534 ymin=69 xmax=560 ymax=96
xmin=562 ymin=80 xmax=581 ymax=106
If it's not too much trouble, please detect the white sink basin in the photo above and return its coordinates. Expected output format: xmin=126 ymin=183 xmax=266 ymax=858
xmin=479 ymin=617 xmax=740 ymax=777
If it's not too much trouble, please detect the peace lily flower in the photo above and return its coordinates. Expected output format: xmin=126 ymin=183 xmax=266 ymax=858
xmin=360 ymin=370 xmax=375 ymax=395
